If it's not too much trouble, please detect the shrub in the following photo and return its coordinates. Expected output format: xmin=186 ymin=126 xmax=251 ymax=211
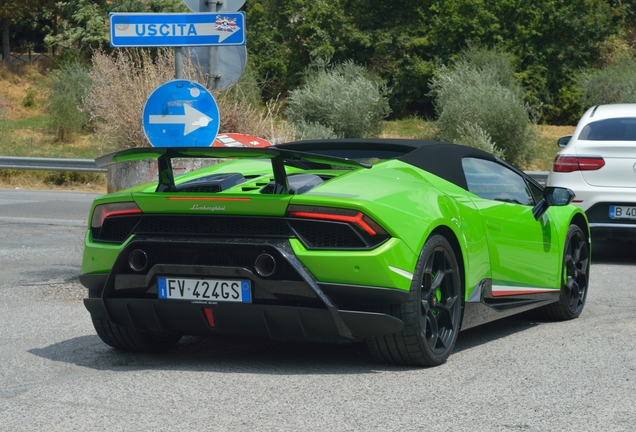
xmin=293 ymin=120 xmax=340 ymax=140
xmin=45 ymin=171 xmax=102 ymax=186
xmin=454 ymin=122 xmax=504 ymax=158
xmin=285 ymin=59 xmax=391 ymax=139
xmin=578 ymin=59 xmax=636 ymax=108
xmin=84 ymin=49 xmax=290 ymax=150
xmin=48 ymin=62 xmax=92 ymax=141
xmin=430 ymin=46 xmax=537 ymax=168
xmin=22 ymin=88 xmax=37 ymax=108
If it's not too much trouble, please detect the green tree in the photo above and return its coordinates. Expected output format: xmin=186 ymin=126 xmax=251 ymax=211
xmin=246 ymin=0 xmax=351 ymax=101
xmin=0 ymin=0 xmax=53 ymax=65
xmin=44 ymin=0 xmax=187 ymax=57
xmin=245 ymin=0 xmax=626 ymax=124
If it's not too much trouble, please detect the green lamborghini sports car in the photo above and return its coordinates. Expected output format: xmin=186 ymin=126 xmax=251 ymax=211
xmin=80 ymin=139 xmax=590 ymax=366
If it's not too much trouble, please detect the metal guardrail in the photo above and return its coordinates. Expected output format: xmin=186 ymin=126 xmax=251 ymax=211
xmin=0 ymin=156 xmax=106 ymax=173
xmin=0 ymin=156 xmax=549 ymax=184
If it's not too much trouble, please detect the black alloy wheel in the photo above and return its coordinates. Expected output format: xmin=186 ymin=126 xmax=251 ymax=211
xmin=536 ymin=224 xmax=589 ymax=321
xmin=563 ymin=225 xmax=589 ymax=316
xmin=419 ymin=236 xmax=462 ymax=358
xmin=367 ymin=234 xmax=463 ymax=366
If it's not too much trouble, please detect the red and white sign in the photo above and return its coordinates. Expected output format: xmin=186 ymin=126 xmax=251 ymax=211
xmin=211 ymin=133 xmax=272 ymax=148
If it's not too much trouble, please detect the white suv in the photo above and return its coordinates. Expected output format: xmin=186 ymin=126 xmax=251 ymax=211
xmin=547 ymin=103 xmax=636 ymax=240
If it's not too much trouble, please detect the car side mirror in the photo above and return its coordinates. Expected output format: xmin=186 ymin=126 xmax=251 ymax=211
xmin=532 ymin=187 xmax=575 ymax=220
xmin=557 ymin=135 xmax=572 ymax=148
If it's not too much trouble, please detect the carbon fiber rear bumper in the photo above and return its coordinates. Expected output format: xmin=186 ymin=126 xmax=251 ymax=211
xmin=84 ymin=297 xmax=403 ymax=343
xmin=81 ymin=237 xmax=408 ymax=343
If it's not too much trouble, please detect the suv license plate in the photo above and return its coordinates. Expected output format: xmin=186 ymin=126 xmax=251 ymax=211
xmin=609 ymin=205 xmax=636 ymax=220
xmin=158 ymin=277 xmax=251 ymax=302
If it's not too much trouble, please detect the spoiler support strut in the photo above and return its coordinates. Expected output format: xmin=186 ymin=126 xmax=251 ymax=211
xmin=95 ymin=146 xmax=370 ymax=195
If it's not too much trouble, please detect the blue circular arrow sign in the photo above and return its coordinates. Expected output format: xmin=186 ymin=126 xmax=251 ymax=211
xmin=142 ymin=80 xmax=220 ymax=147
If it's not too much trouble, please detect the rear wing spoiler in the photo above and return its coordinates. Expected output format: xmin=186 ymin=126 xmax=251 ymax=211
xmin=95 ymin=146 xmax=371 ymax=193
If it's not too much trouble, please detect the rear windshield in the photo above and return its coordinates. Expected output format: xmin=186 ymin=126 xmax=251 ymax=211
xmin=578 ymin=117 xmax=636 ymax=141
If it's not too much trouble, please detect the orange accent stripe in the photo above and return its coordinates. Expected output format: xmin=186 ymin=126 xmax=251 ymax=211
xmin=492 ymin=289 xmax=554 ymax=297
xmin=165 ymin=197 xmax=251 ymax=201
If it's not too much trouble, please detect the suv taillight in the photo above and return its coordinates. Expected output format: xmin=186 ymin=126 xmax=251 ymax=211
xmin=552 ymin=155 xmax=605 ymax=173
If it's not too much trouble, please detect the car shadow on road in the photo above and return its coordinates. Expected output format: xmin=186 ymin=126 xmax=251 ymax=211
xmin=453 ymin=315 xmax=540 ymax=354
xmin=29 ymin=314 xmax=542 ymax=373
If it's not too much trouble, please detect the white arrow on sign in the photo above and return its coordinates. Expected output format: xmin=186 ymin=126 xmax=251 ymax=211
xmin=149 ymin=104 xmax=213 ymax=135
xmin=113 ymin=22 xmax=240 ymax=43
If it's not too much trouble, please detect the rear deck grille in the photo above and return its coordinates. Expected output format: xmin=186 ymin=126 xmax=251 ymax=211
xmin=135 ymin=215 xmax=293 ymax=237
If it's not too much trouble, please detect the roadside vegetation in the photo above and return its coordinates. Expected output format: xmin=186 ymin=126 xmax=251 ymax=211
xmin=1 ymin=39 xmax=629 ymax=193
xmin=1 ymin=0 xmax=635 ymax=191
xmin=0 ymin=57 xmax=573 ymax=193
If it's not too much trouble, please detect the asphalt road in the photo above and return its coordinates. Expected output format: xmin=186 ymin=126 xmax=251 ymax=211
xmin=1 ymin=189 xmax=635 ymax=431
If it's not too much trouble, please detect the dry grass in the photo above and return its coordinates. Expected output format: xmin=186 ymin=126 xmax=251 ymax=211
xmin=0 ymin=61 xmax=50 ymax=120
xmin=0 ymin=59 xmax=573 ymax=193
xmin=85 ymin=49 xmax=179 ymax=149
xmin=0 ymin=171 xmax=107 ymax=192
xmin=536 ymin=125 xmax=576 ymax=141
xmin=380 ymin=117 xmax=439 ymax=139
xmin=529 ymin=124 xmax=576 ymax=171
xmin=0 ymin=61 xmax=106 ymax=192
xmin=85 ymin=49 xmax=293 ymax=149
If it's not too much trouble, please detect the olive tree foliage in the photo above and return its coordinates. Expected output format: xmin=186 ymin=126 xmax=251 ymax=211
xmin=578 ymin=58 xmax=636 ymax=108
xmin=430 ymin=46 xmax=536 ymax=167
xmin=284 ymin=59 xmax=391 ymax=139
xmin=48 ymin=61 xmax=92 ymax=141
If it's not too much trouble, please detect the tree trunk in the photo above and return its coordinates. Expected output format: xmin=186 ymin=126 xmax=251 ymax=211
xmin=1 ymin=18 xmax=10 ymax=66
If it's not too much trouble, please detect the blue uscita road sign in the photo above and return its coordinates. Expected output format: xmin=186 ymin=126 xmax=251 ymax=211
xmin=110 ymin=12 xmax=246 ymax=47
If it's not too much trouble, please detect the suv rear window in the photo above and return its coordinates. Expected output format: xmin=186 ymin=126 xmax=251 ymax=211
xmin=578 ymin=117 xmax=636 ymax=141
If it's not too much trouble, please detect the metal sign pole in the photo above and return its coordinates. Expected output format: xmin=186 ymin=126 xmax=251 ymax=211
xmin=208 ymin=0 xmax=220 ymax=89
xmin=175 ymin=46 xmax=184 ymax=79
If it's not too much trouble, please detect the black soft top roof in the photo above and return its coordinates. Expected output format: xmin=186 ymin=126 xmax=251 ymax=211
xmin=274 ymin=138 xmax=500 ymax=190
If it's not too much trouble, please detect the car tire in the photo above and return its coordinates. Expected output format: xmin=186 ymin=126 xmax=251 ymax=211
xmin=367 ymin=234 xmax=463 ymax=366
xmin=89 ymin=290 xmax=181 ymax=352
xmin=535 ymin=224 xmax=589 ymax=321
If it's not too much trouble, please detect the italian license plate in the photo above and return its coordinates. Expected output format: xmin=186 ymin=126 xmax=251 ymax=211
xmin=609 ymin=205 xmax=636 ymax=220
xmin=157 ymin=277 xmax=251 ymax=302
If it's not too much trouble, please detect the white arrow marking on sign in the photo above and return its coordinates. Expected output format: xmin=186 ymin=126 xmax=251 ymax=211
xmin=149 ymin=104 xmax=213 ymax=136
xmin=113 ymin=23 xmax=240 ymax=42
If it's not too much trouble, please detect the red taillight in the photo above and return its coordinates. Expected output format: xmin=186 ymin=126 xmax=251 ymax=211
xmin=91 ymin=202 xmax=142 ymax=229
xmin=552 ymin=155 xmax=605 ymax=173
xmin=286 ymin=205 xmax=387 ymax=236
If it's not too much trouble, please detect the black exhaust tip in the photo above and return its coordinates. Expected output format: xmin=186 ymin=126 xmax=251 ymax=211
xmin=254 ymin=253 xmax=277 ymax=277
xmin=128 ymin=249 xmax=149 ymax=272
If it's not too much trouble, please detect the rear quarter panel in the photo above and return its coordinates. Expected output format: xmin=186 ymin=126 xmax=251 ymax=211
xmin=296 ymin=160 xmax=492 ymax=298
